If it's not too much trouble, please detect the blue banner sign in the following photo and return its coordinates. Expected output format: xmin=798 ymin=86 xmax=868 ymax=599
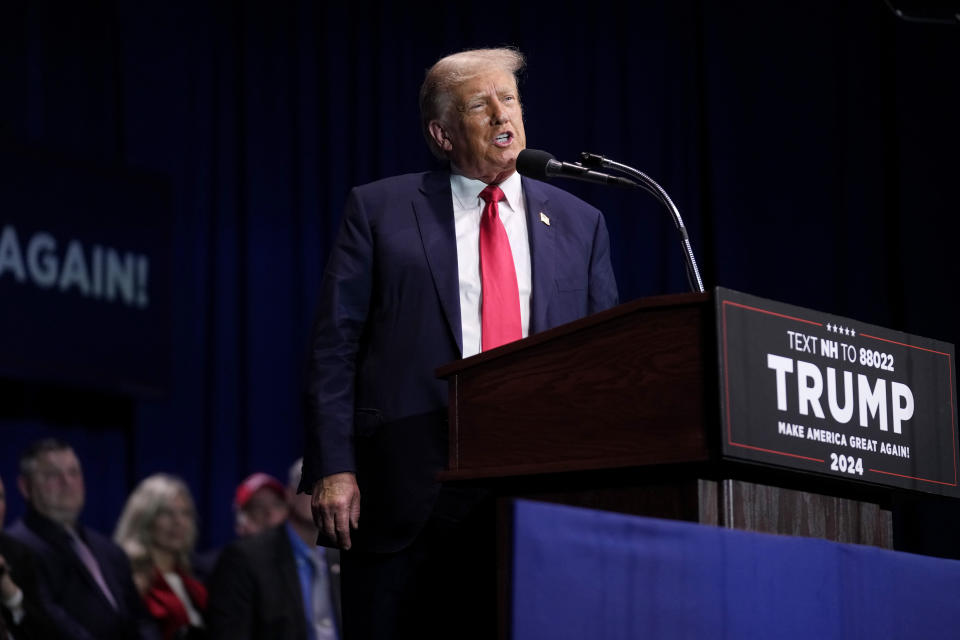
xmin=0 ymin=148 xmax=171 ymax=395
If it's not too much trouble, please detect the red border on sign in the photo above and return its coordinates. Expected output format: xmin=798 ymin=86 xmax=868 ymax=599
xmin=722 ymin=301 xmax=825 ymax=463
xmin=860 ymin=333 xmax=958 ymax=486
xmin=721 ymin=300 xmax=958 ymax=487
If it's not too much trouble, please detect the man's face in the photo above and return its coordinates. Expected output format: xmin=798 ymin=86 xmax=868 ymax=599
xmin=20 ymin=449 xmax=85 ymax=527
xmin=433 ymin=69 xmax=527 ymax=184
xmin=235 ymin=487 xmax=288 ymax=537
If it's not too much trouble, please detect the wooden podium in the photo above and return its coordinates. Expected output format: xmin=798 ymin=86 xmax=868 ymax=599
xmin=437 ymin=290 xmax=896 ymax=547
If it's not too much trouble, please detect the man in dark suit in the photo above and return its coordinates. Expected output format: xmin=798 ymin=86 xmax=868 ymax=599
xmin=1 ymin=475 xmax=58 ymax=640
xmin=207 ymin=459 xmax=341 ymax=640
xmin=6 ymin=438 xmax=159 ymax=640
xmin=300 ymin=47 xmax=618 ymax=639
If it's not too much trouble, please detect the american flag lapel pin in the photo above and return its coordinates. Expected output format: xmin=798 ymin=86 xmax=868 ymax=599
xmin=539 ymin=211 xmax=550 ymax=226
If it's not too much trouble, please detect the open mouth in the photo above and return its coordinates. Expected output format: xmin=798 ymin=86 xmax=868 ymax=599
xmin=494 ymin=132 xmax=513 ymax=147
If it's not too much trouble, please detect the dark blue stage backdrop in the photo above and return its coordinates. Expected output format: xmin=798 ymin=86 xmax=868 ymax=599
xmin=1 ymin=1 xmax=958 ymax=553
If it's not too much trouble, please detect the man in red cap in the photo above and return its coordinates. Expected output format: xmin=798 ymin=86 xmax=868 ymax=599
xmin=208 ymin=461 xmax=341 ymax=639
xmin=233 ymin=472 xmax=288 ymax=537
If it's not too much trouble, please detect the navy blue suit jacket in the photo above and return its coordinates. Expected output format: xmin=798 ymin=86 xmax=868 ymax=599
xmin=7 ymin=509 xmax=159 ymax=640
xmin=301 ymin=170 xmax=618 ymax=552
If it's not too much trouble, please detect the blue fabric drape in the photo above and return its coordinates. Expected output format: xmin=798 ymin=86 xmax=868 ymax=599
xmin=512 ymin=499 xmax=960 ymax=639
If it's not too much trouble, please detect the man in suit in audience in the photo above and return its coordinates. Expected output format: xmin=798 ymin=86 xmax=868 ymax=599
xmin=6 ymin=438 xmax=159 ymax=640
xmin=207 ymin=459 xmax=341 ymax=640
xmin=192 ymin=471 xmax=301 ymax=585
xmin=0 ymin=475 xmax=58 ymax=640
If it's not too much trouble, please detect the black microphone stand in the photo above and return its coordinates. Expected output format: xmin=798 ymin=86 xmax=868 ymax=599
xmin=580 ymin=153 xmax=705 ymax=294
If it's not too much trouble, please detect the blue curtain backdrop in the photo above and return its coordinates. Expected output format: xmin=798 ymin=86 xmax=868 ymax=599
xmin=1 ymin=1 xmax=958 ymax=551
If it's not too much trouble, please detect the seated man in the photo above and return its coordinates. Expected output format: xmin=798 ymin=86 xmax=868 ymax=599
xmin=191 ymin=472 xmax=291 ymax=584
xmin=207 ymin=459 xmax=341 ymax=640
xmin=233 ymin=472 xmax=289 ymax=537
xmin=6 ymin=438 xmax=159 ymax=640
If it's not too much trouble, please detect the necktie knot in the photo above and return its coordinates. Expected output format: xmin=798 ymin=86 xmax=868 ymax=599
xmin=479 ymin=184 xmax=505 ymax=206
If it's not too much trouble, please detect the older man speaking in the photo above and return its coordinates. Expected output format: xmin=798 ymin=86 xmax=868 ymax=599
xmin=301 ymin=47 xmax=618 ymax=639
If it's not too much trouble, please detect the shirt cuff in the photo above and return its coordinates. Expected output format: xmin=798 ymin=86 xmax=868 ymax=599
xmin=2 ymin=586 xmax=25 ymax=624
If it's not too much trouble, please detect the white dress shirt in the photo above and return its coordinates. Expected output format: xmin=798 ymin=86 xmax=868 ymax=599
xmin=163 ymin=572 xmax=204 ymax=627
xmin=451 ymin=170 xmax=531 ymax=358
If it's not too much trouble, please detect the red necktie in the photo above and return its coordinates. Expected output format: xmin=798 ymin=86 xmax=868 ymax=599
xmin=478 ymin=184 xmax=522 ymax=351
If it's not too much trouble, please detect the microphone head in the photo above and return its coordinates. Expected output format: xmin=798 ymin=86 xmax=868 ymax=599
xmin=515 ymin=148 xmax=556 ymax=180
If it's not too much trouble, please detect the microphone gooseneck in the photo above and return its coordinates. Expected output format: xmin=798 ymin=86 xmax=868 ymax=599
xmin=581 ymin=152 xmax=704 ymax=293
xmin=515 ymin=147 xmax=704 ymax=294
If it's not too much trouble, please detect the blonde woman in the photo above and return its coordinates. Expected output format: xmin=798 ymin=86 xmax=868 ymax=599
xmin=115 ymin=474 xmax=206 ymax=639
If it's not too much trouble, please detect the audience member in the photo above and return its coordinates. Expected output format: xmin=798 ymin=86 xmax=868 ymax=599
xmin=0 ymin=475 xmax=58 ymax=639
xmin=207 ymin=459 xmax=341 ymax=640
xmin=6 ymin=438 xmax=160 ymax=640
xmin=233 ymin=472 xmax=288 ymax=537
xmin=115 ymin=474 xmax=207 ymax=640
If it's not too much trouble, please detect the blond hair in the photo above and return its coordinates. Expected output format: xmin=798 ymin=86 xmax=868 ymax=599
xmin=114 ymin=473 xmax=197 ymax=573
xmin=419 ymin=47 xmax=526 ymax=160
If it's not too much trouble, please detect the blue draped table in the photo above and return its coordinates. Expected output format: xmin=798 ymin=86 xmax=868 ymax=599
xmin=511 ymin=499 xmax=960 ymax=639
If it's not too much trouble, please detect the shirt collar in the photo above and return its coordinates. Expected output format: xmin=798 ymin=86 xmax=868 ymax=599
xmin=285 ymin=521 xmax=312 ymax=559
xmin=25 ymin=506 xmax=84 ymax=543
xmin=450 ymin=170 xmax=523 ymax=212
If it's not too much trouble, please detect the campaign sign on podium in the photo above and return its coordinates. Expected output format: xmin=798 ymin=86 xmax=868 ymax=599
xmin=717 ymin=288 xmax=959 ymax=497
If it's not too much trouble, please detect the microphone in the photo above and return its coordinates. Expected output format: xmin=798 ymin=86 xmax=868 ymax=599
xmin=516 ymin=149 xmax=639 ymax=189
xmin=580 ymin=151 xmax=705 ymax=293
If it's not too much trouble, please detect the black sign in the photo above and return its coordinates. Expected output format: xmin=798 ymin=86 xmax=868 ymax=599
xmin=717 ymin=288 xmax=959 ymax=497
xmin=0 ymin=148 xmax=171 ymax=395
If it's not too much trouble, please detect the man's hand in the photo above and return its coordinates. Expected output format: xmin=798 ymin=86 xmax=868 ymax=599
xmin=311 ymin=472 xmax=361 ymax=550
xmin=0 ymin=553 xmax=20 ymax=601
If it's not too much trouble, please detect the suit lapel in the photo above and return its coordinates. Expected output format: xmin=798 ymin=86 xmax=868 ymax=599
xmin=68 ymin=534 xmax=119 ymax=611
xmin=275 ymin=528 xmax=307 ymax=627
xmin=522 ymin=177 xmax=555 ymax=334
xmin=409 ymin=173 xmax=554 ymax=347
xmin=413 ymin=171 xmax=463 ymax=355
xmin=26 ymin=513 xmax=118 ymax=611
xmin=83 ymin=535 xmax=122 ymax=607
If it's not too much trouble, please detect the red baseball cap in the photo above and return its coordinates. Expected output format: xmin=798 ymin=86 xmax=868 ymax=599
xmin=234 ymin=472 xmax=286 ymax=510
